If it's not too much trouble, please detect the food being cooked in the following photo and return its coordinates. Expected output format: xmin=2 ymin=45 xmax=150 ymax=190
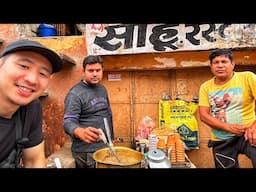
xmin=94 ymin=147 xmax=144 ymax=167
xmin=102 ymin=150 xmax=139 ymax=165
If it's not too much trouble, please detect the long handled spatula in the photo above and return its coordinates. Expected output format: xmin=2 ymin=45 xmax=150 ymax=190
xmin=102 ymin=118 xmax=121 ymax=163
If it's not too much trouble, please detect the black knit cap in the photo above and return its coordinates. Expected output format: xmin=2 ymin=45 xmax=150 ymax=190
xmin=0 ymin=39 xmax=63 ymax=74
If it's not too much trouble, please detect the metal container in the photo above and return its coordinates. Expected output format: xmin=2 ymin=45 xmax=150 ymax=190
xmin=147 ymin=149 xmax=171 ymax=168
xmin=93 ymin=146 xmax=145 ymax=168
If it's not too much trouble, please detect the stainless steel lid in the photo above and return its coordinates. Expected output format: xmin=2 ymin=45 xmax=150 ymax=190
xmin=147 ymin=149 xmax=165 ymax=161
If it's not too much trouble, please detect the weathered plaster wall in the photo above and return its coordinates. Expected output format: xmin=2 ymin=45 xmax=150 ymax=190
xmin=31 ymin=36 xmax=87 ymax=156
xmin=102 ymin=49 xmax=256 ymax=71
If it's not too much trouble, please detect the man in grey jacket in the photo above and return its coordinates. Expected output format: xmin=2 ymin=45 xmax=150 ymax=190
xmin=63 ymin=55 xmax=114 ymax=168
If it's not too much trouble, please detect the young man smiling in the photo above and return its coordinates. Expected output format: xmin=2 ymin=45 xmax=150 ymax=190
xmin=0 ymin=39 xmax=63 ymax=168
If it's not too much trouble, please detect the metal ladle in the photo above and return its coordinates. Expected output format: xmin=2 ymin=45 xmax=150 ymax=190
xmin=100 ymin=118 xmax=121 ymax=163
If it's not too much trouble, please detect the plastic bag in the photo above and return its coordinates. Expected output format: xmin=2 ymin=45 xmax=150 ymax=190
xmin=136 ymin=116 xmax=155 ymax=140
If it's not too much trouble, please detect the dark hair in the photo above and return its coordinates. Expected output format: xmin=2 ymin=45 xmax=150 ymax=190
xmin=209 ymin=48 xmax=233 ymax=64
xmin=82 ymin=55 xmax=103 ymax=70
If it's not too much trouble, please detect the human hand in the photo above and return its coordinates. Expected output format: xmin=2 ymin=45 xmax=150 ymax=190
xmin=74 ymin=127 xmax=102 ymax=143
xmin=244 ymin=126 xmax=256 ymax=146
xmin=98 ymin=129 xmax=107 ymax=144
xmin=228 ymin=124 xmax=247 ymax=136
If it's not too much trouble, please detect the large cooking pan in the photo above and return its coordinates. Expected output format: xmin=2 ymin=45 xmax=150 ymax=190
xmin=93 ymin=146 xmax=144 ymax=168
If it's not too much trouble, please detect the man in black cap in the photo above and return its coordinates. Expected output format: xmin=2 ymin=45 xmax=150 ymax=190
xmin=0 ymin=39 xmax=63 ymax=168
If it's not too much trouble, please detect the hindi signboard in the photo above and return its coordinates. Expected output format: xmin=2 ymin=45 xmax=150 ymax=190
xmin=86 ymin=24 xmax=256 ymax=56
